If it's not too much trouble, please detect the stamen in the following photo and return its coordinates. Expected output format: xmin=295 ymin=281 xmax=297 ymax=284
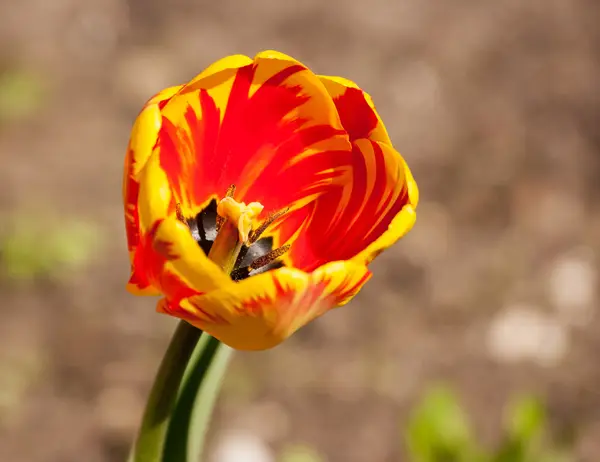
xmin=176 ymin=203 xmax=185 ymax=222
xmin=248 ymin=244 xmax=290 ymax=271
xmin=183 ymin=185 xmax=292 ymax=281
xmin=248 ymin=207 xmax=289 ymax=244
xmin=230 ymin=244 xmax=290 ymax=281
xmin=215 ymin=214 xmax=224 ymax=233
xmin=230 ymin=266 xmax=250 ymax=281
xmin=215 ymin=184 xmax=237 ymax=232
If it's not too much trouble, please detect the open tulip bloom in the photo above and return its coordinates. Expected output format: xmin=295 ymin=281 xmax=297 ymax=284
xmin=123 ymin=50 xmax=418 ymax=461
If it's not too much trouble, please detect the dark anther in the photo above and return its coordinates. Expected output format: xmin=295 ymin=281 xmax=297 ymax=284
xmin=230 ymin=266 xmax=250 ymax=281
xmin=215 ymin=215 xmax=224 ymax=233
xmin=176 ymin=203 xmax=185 ymax=222
xmin=249 ymin=245 xmax=290 ymax=270
xmin=225 ymin=184 xmax=236 ymax=197
xmin=248 ymin=207 xmax=289 ymax=244
xmin=230 ymin=244 xmax=289 ymax=281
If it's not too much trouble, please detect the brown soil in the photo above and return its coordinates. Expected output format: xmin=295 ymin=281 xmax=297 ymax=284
xmin=1 ymin=1 xmax=599 ymax=461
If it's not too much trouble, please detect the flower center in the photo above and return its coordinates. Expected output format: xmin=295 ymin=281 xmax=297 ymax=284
xmin=177 ymin=185 xmax=290 ymax=280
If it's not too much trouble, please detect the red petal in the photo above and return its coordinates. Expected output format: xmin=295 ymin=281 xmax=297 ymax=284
xmin=127 ymin=218 xmax=205 ymax=301
xmin=319 ymin=75 xmax=391 ymax=144
xmin=156 ymin=53 xmax=352 ymax=220
xmin=123 ymin=86 xmax=183 ymax=263
xmin=334 ymin=87 xmax=378 ymax=140
xmin=157 ymin=261 xmax=372 ymax=350
xmin=284 ymin=140 xmax=414 ymax=271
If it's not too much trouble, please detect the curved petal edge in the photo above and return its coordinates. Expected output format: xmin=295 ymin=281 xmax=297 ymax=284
xmin=157 ymin=260 xmax=372 ymax=350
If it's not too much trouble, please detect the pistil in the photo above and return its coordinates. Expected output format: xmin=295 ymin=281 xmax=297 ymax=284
xmin=180 ymin=185 xmax=292 ymax=280
xmin=207 ymin=219 xmax=243 ymax=275
xmin=207 ymin=187 xmax=264 ymax=275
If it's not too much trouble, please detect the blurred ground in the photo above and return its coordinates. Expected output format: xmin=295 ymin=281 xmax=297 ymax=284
xmin=0 ymin=1 xmax=599 ymax=461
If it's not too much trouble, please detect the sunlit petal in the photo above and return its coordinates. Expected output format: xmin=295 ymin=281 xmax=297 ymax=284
xmin=282 ymin=139 xmax=416 ymax=270
xmin=319 ymin=75 xmax=391 ymax=144
xmin=156 ymin=52 xmax=352 ymax=222
xmin=123 ymin=51 xmax=420 ymax=349
xmin=131 ymin=151 xmax=232 ymax=296
xmin=123 ymin=85 xmax=182 ymax=263
xmin=157 ymin=260 xmax=371 ymax=350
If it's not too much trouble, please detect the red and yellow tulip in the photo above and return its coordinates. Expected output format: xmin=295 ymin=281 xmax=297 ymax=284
xmin=123 ymin=50 xmax=418 ymax=350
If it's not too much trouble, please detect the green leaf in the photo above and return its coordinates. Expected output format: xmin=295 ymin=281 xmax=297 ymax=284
xmin=405 ymin=385 xmax=482 ymax=462
xmin=164 ymin=334 xmax=234 ymax=461
xmin=1 ymin=214 xmax=98 ymax=281
xmin=279 ymin=444 xmax=326 ymax=462
xmin=493 ymin=396 xmax=548 ymax=462
xmin=505 ymin=395 xmax=546 ymax=443
xmin=0 ymin=69 xmax=45 ymax=123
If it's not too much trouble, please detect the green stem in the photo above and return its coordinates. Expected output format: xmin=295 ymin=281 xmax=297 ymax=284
xmin=164 ymin=335 xmax=234 ymax=461
xmin=131 ymin=320 xmax=202 ymax=462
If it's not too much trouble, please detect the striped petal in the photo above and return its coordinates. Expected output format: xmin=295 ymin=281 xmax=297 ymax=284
xmin=127 ymin=150 xmax=233 ymax=296
xmin=269 ymin=77 xmax=419 ymax=270
xmin=157 ymin=260 xmax=372 ymax=350
xmin=280 ymin=139 xmax=418 ymax=271
xmin=155 ymin=51 xmax=353 ymax=221
xmin=124 ymin=51 xmax=420 ymax=349
xmin=123 ymin=85 xmax=182 ymax=275
xmin=319 ymin=75 xmax=391 ymax=144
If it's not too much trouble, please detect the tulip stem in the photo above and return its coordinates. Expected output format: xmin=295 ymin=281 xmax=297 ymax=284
xmin=131 ymin=320 xmax=202 ymax=462
xmin=164 ymin=334 xmax=234 ymax=461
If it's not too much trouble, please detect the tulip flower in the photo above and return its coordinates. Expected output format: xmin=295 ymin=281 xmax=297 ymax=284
xmin=123 ymin=50 xmax=418 ymax=351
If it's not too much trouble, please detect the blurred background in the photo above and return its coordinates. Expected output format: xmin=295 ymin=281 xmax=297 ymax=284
xmin=1 ymin=0 xmax=599 ymax=461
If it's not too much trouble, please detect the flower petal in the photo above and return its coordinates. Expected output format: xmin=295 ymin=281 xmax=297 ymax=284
xmin=181 ymin=54 xmax=254 ymax=92
xmin=157 ymin=260 xmax=372 ymax=350
xmin=319 ymin=75 xmax=391 ymax=144
xmin=127 ymin=219 xmax=198 ymax=299
xmin=351 ymin=155 xmax=419 ymax=264
xmin=128 ymin=150 xmax=232 ymax=295
xmin=281 ymin=139 xmax=418 ymax=271
xmin=123 ymin=85 xmax=183 ymax=264
xmin=155 ymin=51 xmax=353 ymax=221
